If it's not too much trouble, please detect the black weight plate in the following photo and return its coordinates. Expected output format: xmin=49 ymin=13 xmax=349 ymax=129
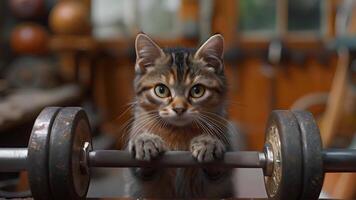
xmin=28 ymin=107 xmax=61 ymax=200
xmin=49 ymin=107 xmax=92 ymax=200
xmin=264 ymin=110 xmax=303 ymax=200
xmin=292 ymin=110 xmax=324 ymax=200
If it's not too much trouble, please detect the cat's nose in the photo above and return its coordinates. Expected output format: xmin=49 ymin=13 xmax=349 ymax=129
xmin=173 ymin=107 xmax=186 ymax=115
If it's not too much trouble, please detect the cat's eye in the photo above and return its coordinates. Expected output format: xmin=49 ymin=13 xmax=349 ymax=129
xmin=154 ymin=84 xmax=170 ymax=98
xmin=190 ymin=85 xmax=205 ymax=98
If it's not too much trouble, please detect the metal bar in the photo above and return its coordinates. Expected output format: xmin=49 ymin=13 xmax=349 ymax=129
xmin=88 ymin=150 xmax=265 ymax=168
xmin=323 ymin=149 xmax=356 ymax=172
xmin=0 ymin=148 xmax=27 ymax=172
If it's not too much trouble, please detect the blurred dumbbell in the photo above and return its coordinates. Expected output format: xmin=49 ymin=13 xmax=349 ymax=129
xmin=6 ymin=56 xmax=58 ymax=89
xmin=9 ymin=0 xmax=45 ymax=19
xmin=49 ymin=1 xmax=90 ymax=35
xmin=10 ymin=23 xmax=49 ymax=55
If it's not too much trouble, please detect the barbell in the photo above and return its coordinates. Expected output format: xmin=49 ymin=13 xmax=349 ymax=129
xmin=0 ymin=107 xmax=355 ymax=200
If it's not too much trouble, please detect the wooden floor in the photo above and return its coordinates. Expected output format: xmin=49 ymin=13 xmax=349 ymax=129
xmin=87 ymin=168 xmax=267 ymax=199
xmin=87 ymin=168 xmax=334 ymax=199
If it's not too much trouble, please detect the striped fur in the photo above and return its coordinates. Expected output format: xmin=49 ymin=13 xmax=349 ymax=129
xmin=124 ymin=34 xmax=236 ymax=198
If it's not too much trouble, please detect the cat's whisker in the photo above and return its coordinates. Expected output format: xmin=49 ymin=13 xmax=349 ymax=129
xmin=198 ymin=118 xmax=222 ymax=141
xmin=199 ymin=113 xmax=232 ymax=136
xmin=194 ymin=119 xmax=208 ymax=137
xmin=158 ymin=118 xmax=166 ymax=130
xmin=199 ymin=114 xmax=226 ymax=132
xmin=196 ymin=117 xmax=216 ymax=139
xmin=197 ymin=115 xmax=230 ymax=145
xmin=119 ymin=118 xmax=135 ymax=138
xmin=202 ymin=121 xmax=229 ymax=144
xmin=127 ymin=117 xmax=151 ymax=136
xmin=200 ymin=111 xmax=230 ymax=123
xmin=150 ymin=117 xmax=164 ymax=135
xmin=199 ymin=116 xmax=227 ymax=141
xmin=131 ymin=114 xmax=161 ymax=137
xmin=201 ymin=111 xmax=238 ymax=135
xmin=120 ymin=111 xmax=157 ymax=136
xmin=192 ymin=119 xmax=198 ymax=130
xmin=129 ymin=114 xmax=157 ymax=135
xmin=124 ymin=112 xmax=159 ymax=143
xmin=112 ymin=102 xmax=137 ymax=121
xmin=116 ymin=108 xmax=154 ymax=132
xmin=145 ymin=116 xmax=159 ymax=134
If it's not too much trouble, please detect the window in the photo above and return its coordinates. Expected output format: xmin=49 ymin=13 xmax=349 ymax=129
xmin=238 ymin=0 xmax=277 ymax=34
xmin=92 ymin=0 xmax=136 ymax=38
xmin=237 ymin=0 xmax=327 ymax=38
xmin=91 ymin=0 xmax=181 ymax=39
xmin=288 ymin=0 xmax=323 ymax=32
xmin=137 ymin=0 xmax=181 ymax=38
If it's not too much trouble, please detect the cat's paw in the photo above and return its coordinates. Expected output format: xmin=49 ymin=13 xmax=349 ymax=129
xmin=129 ymin=133 xmax=167 ymax=161
xmin=190 ymin=135 xmax=226 ymax=162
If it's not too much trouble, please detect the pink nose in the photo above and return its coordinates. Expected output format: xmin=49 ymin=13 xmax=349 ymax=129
xmin=173 ymin=107 xmax=186 ymax=115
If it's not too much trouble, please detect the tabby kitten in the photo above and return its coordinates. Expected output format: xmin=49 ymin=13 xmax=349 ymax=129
xmin=123 ymin=33 xmax=236 ymax=198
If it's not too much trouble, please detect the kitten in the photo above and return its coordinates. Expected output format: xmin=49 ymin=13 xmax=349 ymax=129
xmin=123 ymin=33 xmax=236 ymax=198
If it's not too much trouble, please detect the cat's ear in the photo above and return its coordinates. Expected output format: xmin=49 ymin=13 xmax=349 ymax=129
xmin=194 ymin=34 xmax=224 ymax=73
xmin=135 ymin=33 xmax=164 ymax=73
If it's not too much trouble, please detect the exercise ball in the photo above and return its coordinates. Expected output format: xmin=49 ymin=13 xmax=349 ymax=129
xmin=10 ymin=23 xmax=49 ymax=55
xmin=49 ymin=1 xmax=90 ymax=35
xmin=9 ymin=0 xmax=45 ymax=19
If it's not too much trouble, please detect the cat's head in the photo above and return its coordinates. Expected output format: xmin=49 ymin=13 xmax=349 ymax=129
xmin=134 ymin=33 xmax=227 ymax=127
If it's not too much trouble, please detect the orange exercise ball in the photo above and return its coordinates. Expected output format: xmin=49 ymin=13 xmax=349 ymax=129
xmin=49 ymin=1 xmax=90 ymax=35
xmin=10 ymin=23 xmax=49 ymax=55
xmin=9 ymin=0 xmax=45 ymax=19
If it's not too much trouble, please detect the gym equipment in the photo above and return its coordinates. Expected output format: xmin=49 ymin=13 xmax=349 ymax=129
xmin=9 ymin=0 xmax=44 ymax=19
xmin=0 ymin=107 xmax=355 ymax=200
xmin=6 ymin=56 xmax=58 ymax=89
xmin=49 ymin=1 xmax=90 ymax=35
xmin=10 ymin=23 xmax=49 ymax=55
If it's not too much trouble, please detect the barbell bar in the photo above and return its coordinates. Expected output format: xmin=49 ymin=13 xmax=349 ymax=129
xmin=0 ymin=107 xmax=355 ymax=200
xmin=91 ymin=149 xmax=356 ymax=172
xmin=0 ymin=149 xmax=265 ymax=171
xmin=0 ymin=148 xmax=355 ymax=173
xmin=0 ymin=148 xmax=27 ymax=172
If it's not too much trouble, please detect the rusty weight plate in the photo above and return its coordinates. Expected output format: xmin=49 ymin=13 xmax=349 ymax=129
xmin=264 ymin=110 xmax=303 ymax=200
xmin=48 ymin=107 xmax=92 ymax=200
xmin=292 ymin=110 xmax=324 ymax=200
xmin=28 ymin=107 xmax=62 ymax=200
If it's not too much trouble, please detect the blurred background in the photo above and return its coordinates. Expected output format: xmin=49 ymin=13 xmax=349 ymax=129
xmin=0 ymin=0 xmax=355 ymax=199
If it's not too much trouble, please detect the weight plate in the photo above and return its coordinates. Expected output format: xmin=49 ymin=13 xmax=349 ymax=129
xmin=49 ymin=107 xmax=92 ymax=200
xmin=28 ymin=107 xmax=61 ymax=200
xmin=264 ymin=110 xmax=303 ymax=200
xmin=292 ymin=110 xmax=324 ymax=200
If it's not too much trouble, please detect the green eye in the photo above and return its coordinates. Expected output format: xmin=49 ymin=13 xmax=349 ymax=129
xmin=190 ymin=85 xmax=205 ymax=98
xmin=154 ymin=84 xmax=170 ymax=98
